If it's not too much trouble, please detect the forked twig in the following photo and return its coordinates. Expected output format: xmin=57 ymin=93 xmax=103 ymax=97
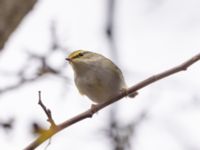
xmin=38 ymin=91 xmax=56 ymax=127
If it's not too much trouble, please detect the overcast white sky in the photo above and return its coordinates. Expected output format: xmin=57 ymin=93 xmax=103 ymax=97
xmin=0 ymin=0 xmax=200 ymax=149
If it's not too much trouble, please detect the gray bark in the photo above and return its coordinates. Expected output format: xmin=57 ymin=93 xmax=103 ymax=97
xmin=0 ymin=0 xmax=37 ymax=50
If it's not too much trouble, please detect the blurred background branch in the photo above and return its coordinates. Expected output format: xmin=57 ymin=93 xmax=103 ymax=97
xmin=104 ymin=110 xmax=148 ymax=150
xmin=0 ymin=118 xmax=14 ymax=133
xmin=105 ymin=0 xmax=130 ymax=149
xmin=0 ymin=0 xmax=37 ymax=50
xmin=0 ymin=21 xmax=68 ymax=95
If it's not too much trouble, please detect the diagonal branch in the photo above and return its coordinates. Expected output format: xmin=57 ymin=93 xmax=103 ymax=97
xmin=24 ymin=53 xmax=200 ymax=150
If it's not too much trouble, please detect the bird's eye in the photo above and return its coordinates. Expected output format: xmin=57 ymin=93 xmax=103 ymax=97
xmin=78 ymin=53 xmax=84 ymax=57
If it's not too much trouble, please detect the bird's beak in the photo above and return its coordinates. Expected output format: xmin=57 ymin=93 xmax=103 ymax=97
xmin=65 ymin=58 xmax=71 ymax=62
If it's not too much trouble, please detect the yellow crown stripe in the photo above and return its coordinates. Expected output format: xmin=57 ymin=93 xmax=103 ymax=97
xmin=68 ymin=50 xmax=88 ymax=59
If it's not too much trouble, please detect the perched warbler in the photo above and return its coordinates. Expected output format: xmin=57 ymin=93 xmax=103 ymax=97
xmin=66 ymin=50 xmax=136 ymax=104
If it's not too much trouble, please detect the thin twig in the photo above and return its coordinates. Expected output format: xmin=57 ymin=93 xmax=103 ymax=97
xmin=24 ymin=53 xmax=200 ymax=150
xmin=38 ymin=91 xmax=56 ymax=127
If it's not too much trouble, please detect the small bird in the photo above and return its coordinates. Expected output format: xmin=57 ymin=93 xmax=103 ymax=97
xmin=66 ymin=50 xmax=135 ymax=104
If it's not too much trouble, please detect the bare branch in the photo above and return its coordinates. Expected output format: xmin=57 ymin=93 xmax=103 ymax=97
xmin=24 ymin=53 xmax=200 ymax=150
xmin=38 ymin=91 xmax=56 ymax=127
